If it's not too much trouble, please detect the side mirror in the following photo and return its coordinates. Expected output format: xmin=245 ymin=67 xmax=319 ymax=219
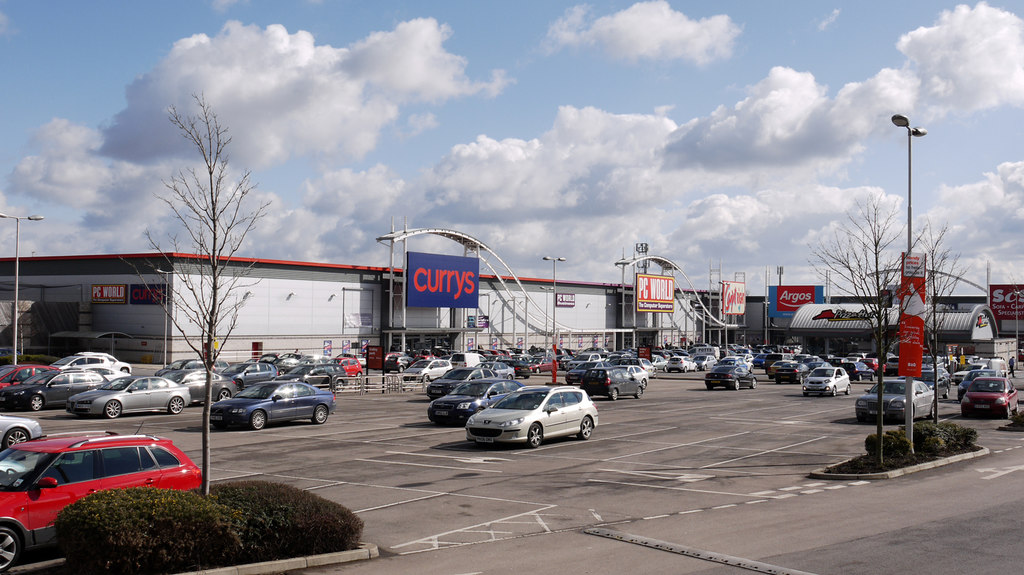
xmin=36 ymin=477 xmax=58 ymax=489
xmin=272 ymin=394 xmax=283 ymax=402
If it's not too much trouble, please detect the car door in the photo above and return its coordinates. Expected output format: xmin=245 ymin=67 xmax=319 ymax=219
xmin=98 ymin=446 xmax=162 ymax=491
xmin=542 ymin=391 xmax=569 ymax=435
xmin=555 ymin=390 xmax=586 ymax=436
xmin=268 ymin=383 xmax=298 ymax=422
xmin=121 ymin=379 xmax=153 ymax=411
xmin=42 ymin=372 xmax=76 ymax=404
xmin=914 ymin=381 xmax=932 ymax=415
xmin=289 ymin=383 xmax=320 ymax=420
xmin=28 ymin=449 xmax=102 ymax=544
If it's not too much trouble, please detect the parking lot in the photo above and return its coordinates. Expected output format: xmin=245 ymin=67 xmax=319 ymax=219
xmin=16 ymin=369 xmax=1024 ymax=574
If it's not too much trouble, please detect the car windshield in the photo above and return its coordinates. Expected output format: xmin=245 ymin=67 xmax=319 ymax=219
xmin=410 ymin=360 xmax=431 ymax=369
xmin=451 ymin=382 xmax=492 ymax=397
xmin=99 ymin=377 xmax=134 ymax=391
xmin=965 ymin=370 xmax=997 ymax=382
xmin=868 ymin=382 xmax=907 ymax=395
xmin=234 ymin=383 xmax=282 ymax=399
xmin=492 ymin=391 xmax=547 ymax=410
xmin=0 ymin=447 xmax=56 ymax=490
xmin=444 ymin=370 xmax=475 ymax=381
xmin=285 ymin=366 xmax=314 ymax=375
xmin=810 ymin=368 xmax=834 ymax=377
xmin=51 ymin=356 xmax=80 ymax=367
xmin=710 ymin=366 xmax=734 ymax=373
xmin=969 ymin=379 xmax=1007 ymax=393
xmin=222 ymin=364 xmax=247 ymax=375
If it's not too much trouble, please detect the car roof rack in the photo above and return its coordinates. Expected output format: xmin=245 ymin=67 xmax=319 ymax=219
xmin=68 ymin=433 xmax=161 ymax=448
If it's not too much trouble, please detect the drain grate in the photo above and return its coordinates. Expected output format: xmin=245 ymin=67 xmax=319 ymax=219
xmin=584 ymin=528 xmax=820 ymax=575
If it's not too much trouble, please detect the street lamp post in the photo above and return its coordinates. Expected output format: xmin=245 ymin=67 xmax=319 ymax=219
xmin=543 ymin=256 xmax=565 ymax=384
xmin=0 ymin=213 xmax=44 ymax=366
xmin=892 ymin=114 xmax=927 ymax=445
xmin=156 ymin=269 xmax=174 ymax=366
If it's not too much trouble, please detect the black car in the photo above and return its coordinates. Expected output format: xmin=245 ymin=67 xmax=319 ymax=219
xmin=505 ymin=359 xmax=534 ymax=379
xmin=840 ymin=361 xmax=876 ymax=382
xmin=705 ymin=365 xmax=758 ymax=390
xmin=384 ymin=353 xmax=415 ymax=373
xmin=773 ymin=362 xmax=810 ymax=384
xmin=221 ymin=361 xmax=279 ymax=390
xmin=273 ymin=364 xmax=343 ymax=388
xmin=566 ymin=361 xmax=610 ymax=385
xmin=427 ymin=379 xmax=523 ymax=425
xmin=0 ymin=369 xmax=107 ymax=411
xmin=426 ymin=367 xmax=499 ymax=400
xmin=580 ymin=366 xmax=643 ymax=400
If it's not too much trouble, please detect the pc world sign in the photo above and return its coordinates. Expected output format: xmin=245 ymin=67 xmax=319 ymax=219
xmin=406 ymin=251 xmax=479 ymax=309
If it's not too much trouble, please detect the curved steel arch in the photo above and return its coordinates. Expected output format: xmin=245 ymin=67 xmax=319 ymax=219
xmin=376 ymin=227 xmax=568 ymax=341
xmin=614 ymin=255 xmax=727 ymax=328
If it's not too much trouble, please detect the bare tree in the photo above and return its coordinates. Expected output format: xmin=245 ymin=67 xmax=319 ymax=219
xmin=147 ymin=94 xmax=270 ymax=495
xmin=918 ymin=221 xmax=966 ymax=423
xmin=810 ymin=194 xmax=905 ymax=465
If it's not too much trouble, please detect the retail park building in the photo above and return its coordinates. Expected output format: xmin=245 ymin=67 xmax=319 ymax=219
xmin=0 ymin=234 xmax=1017 ymax=364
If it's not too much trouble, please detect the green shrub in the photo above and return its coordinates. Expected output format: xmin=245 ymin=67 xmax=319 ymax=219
xmin=210 ymin=481 xmax=364 ymax=563
xmin=912 ymin=421 xmax=976 ymax=452
xmin=0 ymin=354 xmax=58 ymax=366
xmin=865 ymin=429 xmax=912 ymax=458
xmin=55 ymin=487 xmax=241 ymax=574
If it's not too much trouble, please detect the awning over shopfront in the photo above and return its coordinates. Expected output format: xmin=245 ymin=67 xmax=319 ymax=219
xmin=788 ymin=303 xmax=997 ymax=343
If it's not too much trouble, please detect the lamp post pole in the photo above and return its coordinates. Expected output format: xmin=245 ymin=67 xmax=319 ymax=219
xmin=1 ymin=213 xmax=44 ymax=366
xmin=892 ymin=114 xmax=927 ymax=445
xmin=543 ymin=256 xmax=565 ymax=383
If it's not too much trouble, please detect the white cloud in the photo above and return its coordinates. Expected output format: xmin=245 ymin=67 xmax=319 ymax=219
xmin=0 ymin=11 xmax=9 ymax=36
xmin=898 ymin=2 xmax=1024 ymax=117
xmin=99 ymin=19 xmax=508 ymax=169
xmin=546 ymin=1 xmax=741 ymax=65
xmin=818 ymin=9 xmax=841 ymax=32
xmin=211 ymin=0 xmax=246 ymax=12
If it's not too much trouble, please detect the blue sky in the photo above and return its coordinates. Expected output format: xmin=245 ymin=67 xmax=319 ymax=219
xmin=3 ymin=1 xmax=1024 ymax=296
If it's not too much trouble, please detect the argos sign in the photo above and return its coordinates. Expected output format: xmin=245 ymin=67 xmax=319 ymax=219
xmin=769 ymin=285 xmax=824 ymax=318
xmin=406 ymin=252 xmax=479 ymax=309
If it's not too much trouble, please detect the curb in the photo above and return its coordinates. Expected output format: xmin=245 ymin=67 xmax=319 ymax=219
xmin=14 ymin=543 xmax=378 ymax=575
xmin=808 ymin=447 xmax=989 ymax=480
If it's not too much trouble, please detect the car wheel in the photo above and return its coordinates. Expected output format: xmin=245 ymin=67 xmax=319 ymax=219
xmin=2 ymin=427 xmax=31 ymax=448
xmin=526 ymin=423 xmax=544 ymax=448
xmin=845 ymin=384 xmax=851 ymax=395
xmin=830 ymin=386 xmax=837 ymax=397
xmin=0 ymin=526 xmax=22 ymax=573
xmin=634 ymin=385 xmax=644 ymax=399
xmin=249 ymin=410 xmax=267 ymax=430
xmin=577 ymin=416 xmax=594 ymax=440
xmin=608 ymin=388 xmax=619 ymax=401
xmin=731 ymin=380 xmax=739 ymax=390
xmin=103 ymin=400 xmax=123 ymax=419
xmin=312 ymin=404 xmax=330 ymax=424
xmin=167 ymin=396 xmax=186 ymax=414
xmin=28 ymin=395 xmax=44 ymax=411
xmin=750 ymin=378 xmax=757 ymax=389
xmin=942 ymin=387 xmax=949 ymax=399
xmin=217 ymin=388 xmax=232 ymax=401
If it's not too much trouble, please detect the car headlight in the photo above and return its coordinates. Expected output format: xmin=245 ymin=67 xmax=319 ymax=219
xmin=498 ymin=417 xmax=525 ymax=428
xmin=890 ymin=400 xmax=904 ymax=408
xmin=457 ymin=402 xmax=472 ymax=410
xmin=856 ymin=399 xmax=866 ymax=406
xmin=995 ymin=397 xmax=1008 ymax=405
xmin=11 ymin=390 xmax=25 ymax=396
xmin=229 ymin=408 xmax=246 ymax=414
xmin=78 ymin=399 xmax=93 ymax=405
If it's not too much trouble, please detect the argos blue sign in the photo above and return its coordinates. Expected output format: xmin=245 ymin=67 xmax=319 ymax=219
xmin=406 ymin=252 xmax=479 ymax=309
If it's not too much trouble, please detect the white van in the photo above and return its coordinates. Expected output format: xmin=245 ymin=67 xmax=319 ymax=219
xmin=690 ymin=345 xmax=721 ymax=359
xmin=450 ymin=352 xmax=483 ymax=368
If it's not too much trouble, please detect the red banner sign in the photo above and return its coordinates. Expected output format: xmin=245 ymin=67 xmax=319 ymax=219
xmin=989 ymin=284 xmax=1024 ymax=322
xmin=898 ymin=253 xmax=926 ymax=377
xmin=721 ymin=281 xmax=746 ymax=316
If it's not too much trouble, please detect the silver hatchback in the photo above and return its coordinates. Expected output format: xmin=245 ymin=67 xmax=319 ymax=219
xmin=466 ymin=386 xmax=599 ymax=448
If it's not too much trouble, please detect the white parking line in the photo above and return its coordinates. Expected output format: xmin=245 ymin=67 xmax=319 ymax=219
xmin=587 ymin=478 xmax=782 ymax=499
xmin=699 ymin=436 xmax=829 ymax=469
xmin=354 ymin=458 xmax=503 ymax=473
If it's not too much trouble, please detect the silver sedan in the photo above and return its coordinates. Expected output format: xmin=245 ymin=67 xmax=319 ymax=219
xmin=66 ymin=376 xmax=191 ymax=419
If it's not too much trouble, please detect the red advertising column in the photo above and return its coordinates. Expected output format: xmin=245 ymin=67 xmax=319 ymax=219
xmin=898 ymin=253 xmax=927 ymax=377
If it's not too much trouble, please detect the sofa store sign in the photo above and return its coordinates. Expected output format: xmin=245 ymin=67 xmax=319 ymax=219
xmin=406 ymin=251 xmax=479 ymax=309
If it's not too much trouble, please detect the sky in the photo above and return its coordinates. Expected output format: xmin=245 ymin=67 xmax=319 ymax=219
xmin=2 ymin=1 xmax=1024 ymax=297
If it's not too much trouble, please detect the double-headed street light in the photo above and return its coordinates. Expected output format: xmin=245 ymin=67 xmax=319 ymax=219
xmin=543 ymin=256 xmax=565 ymax=385
xmin=0 ymin=213 xmax=45 ymax=366
xmin=892 ymin=114 xmax=926 ymax=445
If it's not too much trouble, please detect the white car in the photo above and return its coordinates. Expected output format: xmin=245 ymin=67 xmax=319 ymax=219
xmin=665 ymin=356 xmax=696 ymax=373
xmin=803 ymin=367 xmax=852 ymax=396
xmin=478 ymin=361 xmax=516 ymax=380
xmin=0 ymin=414 xmax=43 ymax=448
xmin=403 ymin=359 xmax=453 ymax=382
xmin=717 ymin=356 xmax=753 ymax=370
xmin=692 ymin=355 xmax=717 ymax=371
xmin=51 ymin=352 xmax=131 ymax=375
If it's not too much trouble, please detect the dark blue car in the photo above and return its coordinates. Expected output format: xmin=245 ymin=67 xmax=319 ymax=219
xmin=427 ymin=379 xmax=523 ymax=425
xmin=210 ymin=381 xmax=335 ymax=430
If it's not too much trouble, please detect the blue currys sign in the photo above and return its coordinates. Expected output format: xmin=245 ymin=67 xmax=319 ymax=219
xmin=406 ymin=252 xmax=479 ymax=309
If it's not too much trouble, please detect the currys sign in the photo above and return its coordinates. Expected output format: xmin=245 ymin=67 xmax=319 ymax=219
xmin=769 ymin=285 xmax=824 ymax=318
xmin=406 ymin=252 xmax=479 ymax=309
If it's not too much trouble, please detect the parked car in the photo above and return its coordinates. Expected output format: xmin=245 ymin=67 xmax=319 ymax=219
xmin=505 ymin=359 xmax=534 ymax=379
xmin=762 ymin=353 xmax=794 ymax=374
xmin=0 ymin=432 xmax=202 ymax=572
xmin=665 ymin=356 xmax=696 ymax=373
xmin=565 ymin=361 xmax=610 ymax=385
xmin=66 ymin=376 xmax=191 ymax=419
xmin=334 ymin=358 xmax=364 ymax=377
xmin=221 ymin=361 xmax=279 ymax=389
xmin=161 ymin=369 xmax=238 ymax=403
xmin=479 ymin=361 xmax=515 ymax=380
xmin=803 ymin=367 xmax=852 ymax=396
xmin=611 ymin=357 xmax=656 ymax=379
xmin=0 ymin=414 xmax=43 ymax=448
xmin=50 ymin=352 xmax=131 ymax=374
xmin=957 ymin=369 xmax=998 ymax=402
xmin=580 ymin=366 xmax=644 ymax=400
xmin=621 ymin=365 xmax=650 ymax=388
xmin=751 ymin=353 xmax=768 ymax=369
xmin=154 ymin=358 xmax=228 ymax=376
xmin=384 ymin=353 xmax=415 ymax=373
xmin=705 ymin=365 xmax=758 ymax=390
xmin=530 ymin=357 xmax=556 ymax=374
xmin=333 ymin=353 xmax=366 ymax=368
xmin=692 ymin=355 xmax=717 ymax=371
xmin=773 ymin=362 xmax=811 ymax=384
xmin=855 ymin=379 xmax=934 ymax=423
xmin=0 ymin=369 xmax=108 ymax=411
xmin=274 ymin=364 xmax=344 ymax=388
xmin=427 ymin=379 xmax=523 ymax=425
xmin=840 ymin=361 xmax=875 ymax=382
xmin=0 ymin=365 xmax=59 ymax=389
xmin=919 ymin=367 xmax=952 ymax=399
xmin=403 ymin=359 xmax=453 ymax=382
xmin=426 ymin=367 xmax=499 ymax=400
xmin=961 ymin=377 xmax=1018 ymax=418
xmin=210 ymin=381 xmax=336 ymax=430
xmin=466 ymin=386 xmax=599 ymax=448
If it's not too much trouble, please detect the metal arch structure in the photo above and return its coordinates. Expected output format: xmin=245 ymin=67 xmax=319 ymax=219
xmin=376 ymin=227 xmax=566 ymax=351
xmin=614 ymin=254 xmax=727 ymax=333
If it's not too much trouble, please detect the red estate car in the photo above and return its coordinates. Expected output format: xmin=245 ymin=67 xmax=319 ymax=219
xmin=0 ymin=433 xmax=202 ymax=571
xmin=961 ymin=377 xmax=1019 ymax=418
xmin=0 ymin=365 xmax=58 ymax=389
